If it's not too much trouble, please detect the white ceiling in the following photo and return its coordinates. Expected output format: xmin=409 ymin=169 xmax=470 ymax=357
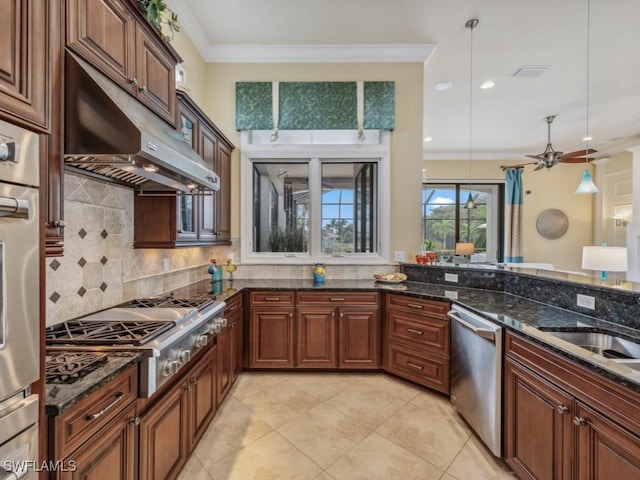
xmin=167 ymin=0 xmax=640 ymax=161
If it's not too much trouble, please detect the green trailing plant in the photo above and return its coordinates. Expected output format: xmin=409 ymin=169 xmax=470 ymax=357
xmin=268 ymin=226 xmax=308 ymax=252
xmin=138 ymin=0 xmax=180 ymax=41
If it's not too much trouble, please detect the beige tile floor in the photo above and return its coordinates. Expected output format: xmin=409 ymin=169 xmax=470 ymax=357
xmin=178 ymin=372 xmax=517 ymax=480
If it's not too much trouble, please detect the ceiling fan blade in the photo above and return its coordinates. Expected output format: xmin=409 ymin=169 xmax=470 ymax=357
xmin=534 ymin=164 xmax=545 ymax=171
xmin=561 ymin=157 xmax=594 ymax=163
xmin=560 ymin=148 xmax=598 ymax=159
xmin=525 ymin=154 xmax=543 ymax=160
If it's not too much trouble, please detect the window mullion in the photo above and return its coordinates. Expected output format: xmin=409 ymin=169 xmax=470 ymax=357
xmin=308 ymin=158 xmax=322 ymax=258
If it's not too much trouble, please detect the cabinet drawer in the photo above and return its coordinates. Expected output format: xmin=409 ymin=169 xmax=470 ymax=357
xmin=296 ymin=291 xmax=379 ymax=305
xmin=53 ymin=364 xmax=138 ymax=458
xmin=250 ymin=291 xmax=295 ymax=306
xmin=385 ymin=342 xmax=450 ymax=394
xmin=225 ymin=293 xmax=242 ymax=314
xmin=387 ymin=308 xmax=449 ymax=354
xmin=386 ymin=294 xmax=450 ymax=319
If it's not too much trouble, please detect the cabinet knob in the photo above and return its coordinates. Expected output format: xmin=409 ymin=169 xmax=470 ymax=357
xmin=53 ymin=219 xmax=66 ymax=228
xmin=556 ymin=405 xmax=569 ymax=414
xmin=573 ymin=416 xmax=587 ymax=426
xmin=129 ymin=416 xmax=141 ymax=426
xmin=139 ymin=85 xmax=147 ymax=92
xmin=190 ymin=378 xmax=197 ymax=385
xmin=129 ymin=77 xmax=138 ymax=86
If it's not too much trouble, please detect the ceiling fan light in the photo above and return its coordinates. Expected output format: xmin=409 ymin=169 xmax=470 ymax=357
xmin=480 ymin=80 xmax=495 ymax=89
xmin=464 ymin=192 xmax=476 ymax=209
xmin=582 ymin=135 xmax=593 ymax=142
xmin=575 ymin=169 xmax=599 ymax=194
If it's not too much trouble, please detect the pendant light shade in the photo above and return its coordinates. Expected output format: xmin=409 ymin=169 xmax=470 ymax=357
xmin=575 ymin=169 xmax=599 ymax=194
xmin=464 ymin=191 xmax=475 ymax=209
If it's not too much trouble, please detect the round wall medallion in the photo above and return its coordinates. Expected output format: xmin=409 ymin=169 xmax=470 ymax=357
xmin=536 ymin=209 xmax=569 ymax=239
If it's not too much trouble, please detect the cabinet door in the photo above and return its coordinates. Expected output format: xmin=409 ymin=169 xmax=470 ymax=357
xmin=574 ymin=401 xmax=640 ymax=480
xmin=250 ymin=307 xmax=294 ymax=368
xmin=214 ymin=141 xmax=232 ymax=243
xmin=0 ymin=0 xmax=49 ymax=131
xmin=135 ymin=23 xmax=175 ymax=124
xmin=217 ymin=327 xmax=231 ymax=405
xmin=198 ymin=123 xmax=217 ymax=242
xmin=227 ymin=301 xmax=243 ymax=382
xmin=188 ymin=347 xmax=216 ymax=450
xmin=296 ymin=306 xmax=337 ymax=368
xmin=338 ymin=307 xmax=380 ymax=369
xmin=66 ymin=0 xmax=136 ymax=95
xmin=139 ymin=382 xmax=188 ymax=480
xmin=60 ymin=404 xmax=137 ymax=480
xmin=505 ymin=357 xmax=573 ymax=480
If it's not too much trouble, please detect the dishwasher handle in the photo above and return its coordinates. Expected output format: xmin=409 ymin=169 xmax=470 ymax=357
xmin=447 ymin=311 xmax=496 ymax=342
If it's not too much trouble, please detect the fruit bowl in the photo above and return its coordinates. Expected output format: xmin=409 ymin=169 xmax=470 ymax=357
xmin=373 ymin=272 xmax=407 ymax=284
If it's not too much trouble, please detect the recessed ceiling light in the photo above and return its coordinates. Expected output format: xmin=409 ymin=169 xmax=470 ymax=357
xmin=434 ymin=81 xmax=453 ymax=91
xmin=582 ymin=135 xmax=593 ymax=142
xmin=480 ymin=80 xmax=495 ymax=89
xmin=423 ymin=136 xmax=433 ymax=142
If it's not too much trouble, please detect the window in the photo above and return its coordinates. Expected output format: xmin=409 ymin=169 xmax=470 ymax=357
xmin=241 ymin=131 xmax=390 ymax=264
xmin=421 ymin=183 xmax=504 ymax=262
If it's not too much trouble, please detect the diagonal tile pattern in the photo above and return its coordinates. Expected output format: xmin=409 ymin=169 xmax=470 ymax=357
xmin=180 ymin=372 xmax=516 ymax=480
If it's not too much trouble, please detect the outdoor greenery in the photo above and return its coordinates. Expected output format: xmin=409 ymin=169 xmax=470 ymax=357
xmin=268 ymin=226 xmax=308 ymax=252
xmin=423 ymin=203 xmax=487 ymax=252
xmin=322 ymin=219 xmax=354 ymax=253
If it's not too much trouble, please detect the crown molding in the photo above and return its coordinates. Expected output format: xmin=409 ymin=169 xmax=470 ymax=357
xmin=423 ymin=151 xmax=529 ymax=161
xmin=165 ymin=0 xmax=211 ymax=59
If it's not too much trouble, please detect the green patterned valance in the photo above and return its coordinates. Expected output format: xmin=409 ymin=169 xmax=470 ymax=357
xmin=235 ymin=81 xmax=395 ymax=131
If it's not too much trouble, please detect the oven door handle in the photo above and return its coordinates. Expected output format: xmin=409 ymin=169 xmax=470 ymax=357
xmin=447 ymin=311 xmax=495 ymax=342
xmin=0 ymin=196 xmax=29 ymax=219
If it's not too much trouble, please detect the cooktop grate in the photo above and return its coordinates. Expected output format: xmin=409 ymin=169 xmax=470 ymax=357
xmin=45 ymin=320 xmax=175 ymax=345
xmin=117 ymin=294 xmax=214 ymax=310
xmin=45 ymin=351 xmax=109 ymax=384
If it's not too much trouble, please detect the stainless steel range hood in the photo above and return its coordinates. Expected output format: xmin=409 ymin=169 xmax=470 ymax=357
xmin=64 ymin=52 xmax=219 ymax=193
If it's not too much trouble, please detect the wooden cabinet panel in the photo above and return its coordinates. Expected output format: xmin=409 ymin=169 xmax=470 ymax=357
xmin=0 ymin=0 xmax=49 ymax=131
xmin=199 ymin=123 xmax=217 ymax=242
xmin=227 ymin=297 xmax=243 ymax=382
xmin=188 ymin=346 xmax=217 ymax=450
xmin=385 ymin=341 xmax=449 ymax=393
xmin=139 ymin=382 xmax=188 ymax=480
xmin=250 ymin=291 xmax=295 ymax=306
xmin=296 ymin=291 xmax=379 ymax=305
xmin=296 ymin=306 xmax=337 ymax=368
xmin=217 ymin=327 xmax=231 ymax=404
xmin=214 ymin=141 xmax=233 ymax=242
xmin=575 ymin=401 xmax=640 ymax=480
xmin=66 ymin=0 xmax=135 ymax=93
xmin=59 ymin=404 xmax=137 ymax=480
xmin=250 ymin=307 xmax=294 ymax=368
xmin=386 ymin=309 xmax=449 ymax=354
xmin=505 ymin=357 xmax=572 ymax=480
xmin=338 ymin=307 xmax=380 ymax=369
xmin=135 ymin=23 xmax=175 ymax=124
xmin=386 ymin=294 xmax=450 ymax=319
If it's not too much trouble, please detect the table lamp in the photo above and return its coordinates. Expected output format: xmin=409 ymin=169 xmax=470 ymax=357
xmin=581 ymin=245 xmax=627 ymax=281
xmin=454 ymin=243 xmax=474 ymax=264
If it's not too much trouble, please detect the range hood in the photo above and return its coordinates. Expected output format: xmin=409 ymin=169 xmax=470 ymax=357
xmin=64 ymin=52 xmax=219 ymax=193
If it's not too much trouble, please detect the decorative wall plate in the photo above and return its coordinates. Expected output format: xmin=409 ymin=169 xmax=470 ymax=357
xmin=536 ymin=209 xmax=569 ymax=239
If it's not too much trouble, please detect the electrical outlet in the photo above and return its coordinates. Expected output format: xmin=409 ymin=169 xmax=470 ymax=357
xmin=577 ymin=294 xmax=595 ymax=310
xmin=445 ymin=273 xmax=458 ymax=283
xmin=394 ymin=251 xmax=405 ymax=262
xmin=226 ymin=252 xmax=234 ymax=263
xmin=163 ymin=258 xmax=170 ymax=272
xmin=444 ymin=290 xmax=459 ymax=300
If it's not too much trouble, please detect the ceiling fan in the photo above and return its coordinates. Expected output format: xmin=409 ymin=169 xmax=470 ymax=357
xmin=501 ymin=115 xmax=597 ymax=171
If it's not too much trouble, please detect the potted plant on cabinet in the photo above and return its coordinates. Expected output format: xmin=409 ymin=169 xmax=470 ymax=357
xmin=422 ymin=239 xmax=438 ymax=264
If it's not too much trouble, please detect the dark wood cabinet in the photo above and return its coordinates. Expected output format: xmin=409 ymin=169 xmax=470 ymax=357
xmin=226 ymin=295 xmax=243 ymax=382
xmin=187 ymin=346 xmax=217 ymax=450
xmin=383 ymin=294 xmax=451 ymax=393
xmin=296 ymin=306 xmax=337 ymax=368
xmin=66 ymin=0 xmax=177 ymax=123
xmin=216 ymin=327 xmax=231 ymax=404
xmin=133 ymin=92 xmax=234 ymax=248
xmin=0 ymin=0 xmax=50 ymax=132
xmin=337 ymin=306 xmax=380 ymax=369
xmin=250 ymin=306 xmax=295 ymax=368
xmin=505 ymin=331 xmax=640 ymax=480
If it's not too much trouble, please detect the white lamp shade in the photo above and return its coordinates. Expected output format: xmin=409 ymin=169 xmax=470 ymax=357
xmin=455 ymin=243 xmax=475 ymax=255
xmin=581 ymin=246 xmax=628 ymax=272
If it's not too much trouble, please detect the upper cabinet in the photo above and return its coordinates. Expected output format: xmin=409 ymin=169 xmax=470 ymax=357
xmin=66 ymin=0 xmax=178 ymax=124
xmin=0 ymin=0 xmax=51 ymax=132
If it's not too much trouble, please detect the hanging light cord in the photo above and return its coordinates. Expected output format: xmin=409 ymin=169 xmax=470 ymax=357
xmin=585 ymin=0 xmax=590 ymax=155
xmin=465 ymin=19 xmax=479 ymax=208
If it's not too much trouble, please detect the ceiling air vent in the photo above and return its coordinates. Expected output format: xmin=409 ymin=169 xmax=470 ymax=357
xmin=511 ymin=66 xmax=549 ymax=78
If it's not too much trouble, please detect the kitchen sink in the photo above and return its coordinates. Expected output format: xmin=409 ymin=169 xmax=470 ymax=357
xmin=537 ymin=329 xmax=640 ymax=360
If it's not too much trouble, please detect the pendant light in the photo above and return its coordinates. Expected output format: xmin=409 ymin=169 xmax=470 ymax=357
xmin=575 ymin=0 xmax=599 ymax=194
xmin=464 ymin=18 xmax=478 ymax=209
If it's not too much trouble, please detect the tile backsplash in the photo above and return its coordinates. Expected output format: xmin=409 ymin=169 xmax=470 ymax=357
xmin=46 ymin=173 xmax=392 ymax=326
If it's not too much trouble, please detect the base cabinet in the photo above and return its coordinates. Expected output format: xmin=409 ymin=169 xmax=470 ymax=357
xmin=337 ymin=307 xmax=380 ymax=369
xmin=227 ymin=295 xmax=244 ymax=382
xmin=216 ymin=328 xmax=231 ymax=405
xmin=505 ymin=332 xmax=640 ymax=480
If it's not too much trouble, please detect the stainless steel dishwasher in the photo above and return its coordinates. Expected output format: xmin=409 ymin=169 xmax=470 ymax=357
xmin=447 ymin=304 xmax=503 ymax=457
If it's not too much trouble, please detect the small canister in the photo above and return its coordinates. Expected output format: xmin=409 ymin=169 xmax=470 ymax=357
xmin=313 ymin=263 xmax=326 ymax=283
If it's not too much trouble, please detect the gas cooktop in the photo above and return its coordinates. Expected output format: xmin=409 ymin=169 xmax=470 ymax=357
xmin=45 ymin=351 xmax=109 ymax=384
xmin=46 ymin=320 xmax=174 ymax=346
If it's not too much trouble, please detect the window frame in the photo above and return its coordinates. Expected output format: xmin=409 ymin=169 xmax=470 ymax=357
xmin=240 ymin=130 xmax=391 ymax=264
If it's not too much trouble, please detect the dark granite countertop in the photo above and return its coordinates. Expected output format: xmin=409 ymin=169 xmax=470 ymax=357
xmin=45 ymin=352 xmax=142 ymax=416
xmin=169 ymin=278 xmax=640 ymax=391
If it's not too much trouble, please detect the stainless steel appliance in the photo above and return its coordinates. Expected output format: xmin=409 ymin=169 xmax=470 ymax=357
xmin=46 ymin=295 xmax=226 ymax=397
xmin=447 ymin=304 xmax=503 ymax=457
xmin=0 ymin=120 xmax=40 ymax=479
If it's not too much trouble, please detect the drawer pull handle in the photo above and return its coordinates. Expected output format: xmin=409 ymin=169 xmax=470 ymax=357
xmin=129 ymin=416 xmax=141 ymax=426
xmin=406 ymin=362 xmax=424 ymax=370
xmin=556 ymin=405 xmax=569 ymax=414
xmin=407 ymin=328 xmax=423 ymax=335
xmin=289 ymin=312 xmax=293 ymax=318
xmin=228 ymin=304 xmax=238 ymax=311
xmin=86 ymin=392 xmax=125 ymax=421
xmin=264 ymin=297 xmax=280 ymax=301
xmin=407 ymin=303 xmax=424 ymax=309
xmin=330 ymin=297 xmax=345 ymax=301
xmin=573 ymin=416 xmax=587 ymax=426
